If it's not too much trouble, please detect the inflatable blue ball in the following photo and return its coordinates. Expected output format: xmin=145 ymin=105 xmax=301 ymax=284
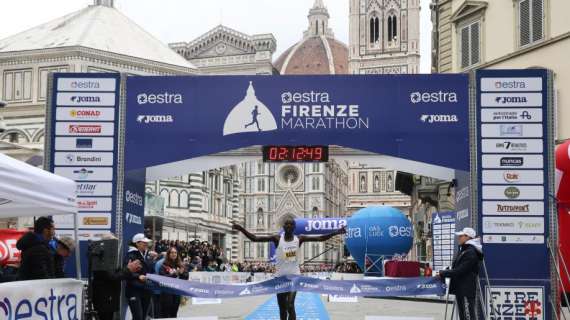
xmin=346 ymin=206 xmax=413 ymax=273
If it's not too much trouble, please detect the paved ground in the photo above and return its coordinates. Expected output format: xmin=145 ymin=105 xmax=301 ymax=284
xmin=178 ymin=296 xmax=448 ymax=320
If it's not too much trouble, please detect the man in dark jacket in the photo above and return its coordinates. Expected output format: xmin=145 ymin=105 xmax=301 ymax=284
xmin=439 ymin=227 xmax=483 ymax=320
xmin=16 ymin=216 xmax=56 ymax=280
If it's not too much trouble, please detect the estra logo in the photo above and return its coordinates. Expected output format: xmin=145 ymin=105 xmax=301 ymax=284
xmin=69 ymin=125 xmax=102 ymax=134
xmin=410 ymin=91 xmax=458 ymax=104
xmin=137 ymin=92 xmax=183 ymax=105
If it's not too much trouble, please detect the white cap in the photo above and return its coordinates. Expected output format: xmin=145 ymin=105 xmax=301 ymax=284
xmin=455 ymin=227 xmax=476 ymax=238
xmin=132 ymin=233 xmax=151 ymax=243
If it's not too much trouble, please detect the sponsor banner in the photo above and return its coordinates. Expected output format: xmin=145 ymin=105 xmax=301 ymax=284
xmin=482 ymin=201 xmax=545 ymax=216
xmin=294 ymin=218 xmax=347 ymax=235
xmin=482 ymin=185 xmax=544 ymax=200
xmin=77 ymin=197 xmax=113 ymax=211
xmin=481 ymin=154 xmax=543 ymax=169
xmin=328 ymin=294 xmax=358 ymax=303
xmin=76 ymin=182 xmax=113 ymax=196
xmin=431 ymin=212 xmax=456 ymax=272
xmin=57 ymin=78 xmax=117 ymax=92
xmin=481 ymin=139 xmax=543 ymax=153
xmin=482 ymin=170 xmax=544 ymax=184
xmin=55 ymin=137 xmax=114 ymax=151
xmin=191 ymin=298 xmax=222 ymax=305
xmin=0 ymin=229 xmax=25 ymax=266
xmin=146 ymin=274 xmax=446 ymax=299
xmin=0 ymin=279 xmax=84 ymax=320
xmin=53 ymin=213 xmax=112 ymax=229
xmin=481 ymin=123 xmax=543 ymax=138
xmin=54 ymin=167 xmax=113 ymax=181
xmin=483 ymin=235 xmax=545 ymax=244
xmin=480 ymin=77 xmax=543 ymax=92
xmin=55 ymin=122 xmax=114 ymax=136
xmin=56 ymin=92 xmax=116 ymax=106
xmin=483 ymin=217 xmax=544 ymax=234
xmin=486 ymin=286 xmax=544 ymax=319
xmin=56 ymin=229 xmax=112 ymax=241
xmin=54 ymin=152 xmax=114 ymax=166
xmin=56 ymin=107 xmax=115 ymax=121
xmin=481 ymin=93 xmax=542 ymax=107
xmin=480 ymin=108 xmax=542 ymax=123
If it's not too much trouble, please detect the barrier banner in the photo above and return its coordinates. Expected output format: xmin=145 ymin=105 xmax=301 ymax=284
xmin=0 ymin=229 xmax=25 ymax=266
xmin=147 ymin=274 xmax=445 ymax=299
xmin=0 ymin=279 xmax=83 ymax=320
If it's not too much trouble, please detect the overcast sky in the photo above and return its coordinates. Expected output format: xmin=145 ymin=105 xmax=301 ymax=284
xmin=0 ymin=0 xmax=432 ymax=72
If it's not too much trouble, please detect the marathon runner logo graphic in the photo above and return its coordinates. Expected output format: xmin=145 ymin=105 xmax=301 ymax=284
xmin=223 ymin=81 xmax=278 ymax=136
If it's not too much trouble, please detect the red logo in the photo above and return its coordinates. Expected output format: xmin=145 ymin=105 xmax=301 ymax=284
xmin=524 ymin=300 xmax=542 ymax=318
xmin=69 ymin=125 xmax=102 ymax=134
xmin=78 ymin=200 xmax=98 ymax=209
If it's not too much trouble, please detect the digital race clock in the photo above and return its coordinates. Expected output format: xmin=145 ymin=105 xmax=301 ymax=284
xmin=262 ymin=146 xmax=329 ymax=162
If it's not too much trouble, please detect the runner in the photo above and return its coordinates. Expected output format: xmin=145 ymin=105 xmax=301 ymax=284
xmin=244 ymin=105 xmax=262 ymax=131
xmin=232 ymin=218 xmax=345 ymax=320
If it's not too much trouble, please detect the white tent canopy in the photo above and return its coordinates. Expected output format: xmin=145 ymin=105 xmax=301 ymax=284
xmin=0 ymin=153 xmax=76 ymax=216
xmin=0 ymin=153 xmax=81 ymax=278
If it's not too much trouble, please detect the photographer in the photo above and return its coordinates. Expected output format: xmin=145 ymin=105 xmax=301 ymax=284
xmin=125 ymin=233 xmax=155 ymax=320
xmin=16 ymin=216 xmax=55 ymax=280
xmin=52 ymin=236 xmax=75 ymax=278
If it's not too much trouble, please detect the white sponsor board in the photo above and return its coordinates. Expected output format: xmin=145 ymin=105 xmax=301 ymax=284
xmin=54 ymin=212 xmax=112 ymax=229
xmin=56 ymin=92 xmax=116 ymax=106
xmin=54 ymin=167 xmax=113 ymax=181
xmin=486 ymin=286 xmax=544 ymax=319
xmin=56 ymin=229 xmax=112 ymax=241
xmin=54 ymin=152 xmax=114 ymax=166
xmin=482 ymin=170 xmax=544 ymax=184
xmin=481 ymin=139 xmax=543 ymax=153
xmin=76 ymin=182 xmax=113 ymax=196
xmin=57 ymin=78 xmax=117 ymax=92
xmin=481 ymin=93 xmax=542 ymax=107
xmin=483 ymin=235 xmax=545 ymax=244
xmin=481 ymin=77 xmax=543 ymax=92
xmin=482 ymin=201 xmax=545 ymax=216
xmin=191 ymin=298 xmax=222 ymax=305
xmin=55 ymin=122 xmax=115 ymax=136
xmin=481 ymin=154 xmax=543 ymax=169
xmin=77 ymin=197 xmax=112 ymax=211
xmin=55 ymin=137 xmax=114 ymax=151
xmin=0 ymin=279 xmax=84 ymax=320
xmin=482 ymin=185 xmax=544 ymax=200
xmin=56 ymin=107 xmax=115 ymax=121
xmin=481 ymin=123 xmax=543 ymax=138
xmin=480 ymin=108 xmax=542 ymax=123
xmin=483 ymin=217 xmax=544 ymax=234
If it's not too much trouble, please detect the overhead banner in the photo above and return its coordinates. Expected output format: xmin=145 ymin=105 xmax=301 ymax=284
xmin=125 ymin=75 xmax=470 ymax=172
xmin=147 ymin=274 xmax=445 ymax=299
xmin=476 ymin=69 xmax=554 ymax=320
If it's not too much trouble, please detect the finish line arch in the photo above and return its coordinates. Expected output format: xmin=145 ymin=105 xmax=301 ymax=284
xmin=45 ymin=70 xmax=556 ymax=319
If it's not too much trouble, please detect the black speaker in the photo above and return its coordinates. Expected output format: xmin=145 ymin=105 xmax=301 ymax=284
xmin=88 ymin=239 xmax=118 ymax=273
xmin=395 ymin=172 xmax=414 ymax=195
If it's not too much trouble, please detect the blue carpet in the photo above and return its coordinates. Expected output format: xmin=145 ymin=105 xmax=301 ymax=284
xmin=245 ymin=292 xmax=330 ymax=320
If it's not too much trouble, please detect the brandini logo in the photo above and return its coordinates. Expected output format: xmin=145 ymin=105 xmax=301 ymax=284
xmin=223 ymin=82 xmax=278 ymax=136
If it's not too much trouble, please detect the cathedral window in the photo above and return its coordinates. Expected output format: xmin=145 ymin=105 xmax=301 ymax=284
xmin=388 ymin=14 xmax=398 ymax=46
xmin=369 ymin=16 xmax=380 ymax=46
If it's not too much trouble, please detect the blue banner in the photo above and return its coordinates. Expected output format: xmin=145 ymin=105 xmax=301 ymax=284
xmin=431 ymin=211 xmax=457 ymax=272
xmin=125 ymin=75 xmax=470 ymax=172
xmin=146 ymin=274 xmax=445 ymax=298
xmin=122 ymin=169 xmax=146 ymax=255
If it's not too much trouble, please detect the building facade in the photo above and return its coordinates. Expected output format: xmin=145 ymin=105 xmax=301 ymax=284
xmin=431 ymin=0 xmax=570 ymax=142
xmin=169 ymin=25 xmax=277 ymax=75
xmin=346 ymin=163 xmax=411 ymax=215
xmin=238 ymin=161 xmax=348 ymax=265
xmin=348 ymin=0 xmax=421 ymax=74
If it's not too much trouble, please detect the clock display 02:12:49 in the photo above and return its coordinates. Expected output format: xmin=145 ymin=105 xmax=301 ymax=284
xmin=262 ymin=146 xmax=329 ymax=162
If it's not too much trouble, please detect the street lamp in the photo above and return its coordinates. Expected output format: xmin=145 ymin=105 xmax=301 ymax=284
xmin=0 ymin=101 xmax=7 ymax=133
